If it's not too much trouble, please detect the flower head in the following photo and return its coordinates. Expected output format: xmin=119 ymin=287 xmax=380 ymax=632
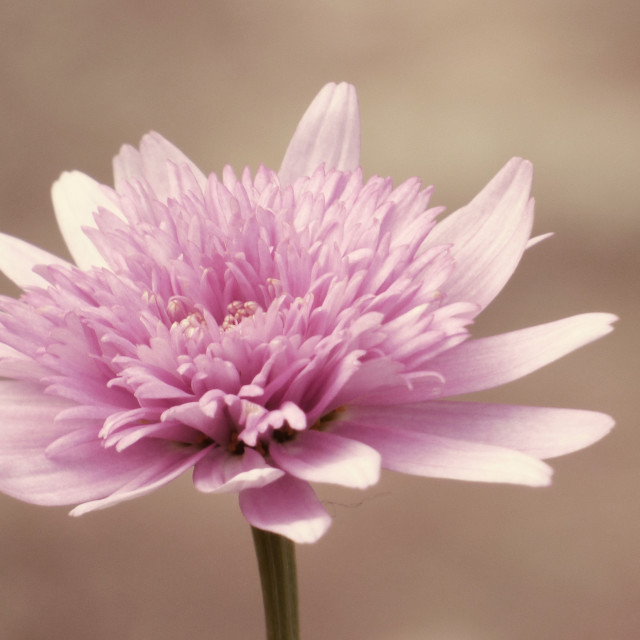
xmin=0 ymin=83 xmax=615 ymax=542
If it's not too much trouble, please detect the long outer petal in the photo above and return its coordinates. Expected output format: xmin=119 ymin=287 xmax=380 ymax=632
xmin=69 ymin=446 xmax=211 ymax=515
xmin=0 ymin=232 xmax=71 ymax=289
xmin=430 ymin=313 xmax=617 ymax=397
xmin=239 ymin=475 xmax=331 ymax=543
xmin=278 ymin=82 xmax=361 ymax=187
xmin=342 ymin=402 xmax=614 ymax=459
xmin=0 ymin=381 xmax=181 ymax=506
xmin=425 ymin=158 xmax=534 ymax=310
xmin=332 ymin=421 xmax=552 ymax=486
xmin=51 ymin=171 xmax=123 ymax=270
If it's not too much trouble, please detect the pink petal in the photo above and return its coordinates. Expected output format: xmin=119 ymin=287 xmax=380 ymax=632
xmin=193 ymin=447 xmax=284 ymax=493
xmin=269 ymin=429 xmax=381 ymax=489
xmin=425 ymin=158 xmax=534 ymax=310
xmin=332 ymin=421 xmax=552 ymax=486
xmin=339 ymin=368 xmax=445 ymax=406
xmin=278 ymin=82 xmax=361 ymax=187
xmin=431 ymin=313 xmax=618 ymax=396
xmin=70 ymin=445 xmax=211 ymax=515
xmin=342 ymin=402 xmax=614 ymax=459
xmin=239 ymin=475 xmax=331 ymax=543
xmin=0 ymin=381 xmax=179 ymax=506
xmin=51 ymin=171 xmax=123 ymax=269
xmin=113 ymin=131 xmax=207 ymax=200
xmin=0 ymin=232 xmax=71 ymax=288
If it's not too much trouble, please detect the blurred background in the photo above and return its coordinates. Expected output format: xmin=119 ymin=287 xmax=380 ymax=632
xmin=0 ymin=1 xmax=637 ymax=639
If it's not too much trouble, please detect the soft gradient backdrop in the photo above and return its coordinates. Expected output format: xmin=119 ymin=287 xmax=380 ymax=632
xmin=1 ymin=2 xmax=637 ymax=639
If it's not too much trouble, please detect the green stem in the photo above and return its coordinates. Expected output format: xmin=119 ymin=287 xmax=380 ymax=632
xmin=251 ymin=527 xmax=300 ymax=640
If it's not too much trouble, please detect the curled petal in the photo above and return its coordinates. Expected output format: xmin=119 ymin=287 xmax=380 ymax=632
xmin=193 ymin=447 xmax=284 ymax=493
xmin=239 ymin=475 xmax=331 ymax=543
xmin=526 ymin=232 xmax=554 ymax=249
xmin=269 ymin=429 xmax=381 ymax=489
xmin=279 ymin=82 xmax=361 ymax=186
xmin=431 ymin=313 xmax=618 ymax=396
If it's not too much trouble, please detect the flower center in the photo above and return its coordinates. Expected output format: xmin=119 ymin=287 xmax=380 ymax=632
xmin=222 ymin=300 xmax=261 ymax=330
xmin=176 ymin=312 xmax=205 ymax=339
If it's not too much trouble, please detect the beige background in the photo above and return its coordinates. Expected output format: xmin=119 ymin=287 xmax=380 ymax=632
xmin=0 ymin=1 xmax=638 ymax=639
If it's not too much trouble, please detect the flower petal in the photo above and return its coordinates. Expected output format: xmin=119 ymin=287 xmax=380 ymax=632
xmin=431 ymin=313 xmax=618 ymax=396
xmin=193 ymin=447 xmax=284 ymax=493
xmin=269 ymin=429 xmax=381 ymax=489
xmin=113 ymin=131 xmax=207 ymax=200
xmin=332 ymin=420 xmax=552 ymax=486
xmin=425 ymin=158 xmax=534 ymax=309
xmin=0 ymin=232 xmax=71 ymax=289
xmin=0 ymin=381 xmax=180 ymax=506
xmin=69 ymin=445 xmax=211 ymax=515
xmin=239 ymin=475 xmax=331 ymax=543
xmin=526 ymin=232 xmax=553 ymax=249
xmin=342 ymin=402 xmax=614 ymax=459
xmin=51 ymin=170 xmax=123 ymax=269
xmin=278 ymin=82 xmax=361 ymax=186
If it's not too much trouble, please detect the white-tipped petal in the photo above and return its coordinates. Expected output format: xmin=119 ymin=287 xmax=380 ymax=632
xmin=279 ymin=82 xmax=361 ymax=186
xmin=51 ymin=171 xmax=123 ymax=270
xmin=113 ymin=131 xmax=207 ymax=200
xmin=426 ymin=158 xmax=534 ymax=310
xmin=526 ymin=232 xmax=554 ymax=249
xmin=0 ymin=232 xmax=70 ymax=289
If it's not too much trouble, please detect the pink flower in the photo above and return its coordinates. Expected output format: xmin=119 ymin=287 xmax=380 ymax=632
xmin=0 ymin=83 xmax=615 ymax=543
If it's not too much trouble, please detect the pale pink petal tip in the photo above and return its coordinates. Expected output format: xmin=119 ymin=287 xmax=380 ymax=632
xmin=113 ymin=131 xmax=207 ymax=198
xmin=526 ymin=231 xmax=554 ymax=249
xmin=0 ymin=232 xmax=70 ymax=289
xmin=279 ymin=82 xmax=361 ymax=186
xmin=424 ymin=157 xmax=534 ymax=310
xmin=51 ymin=171 xmax=122 ymax=270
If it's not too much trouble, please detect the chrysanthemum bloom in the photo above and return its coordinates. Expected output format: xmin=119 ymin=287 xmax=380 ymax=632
xmin=0 ymin=83 xmax=615 ymax=543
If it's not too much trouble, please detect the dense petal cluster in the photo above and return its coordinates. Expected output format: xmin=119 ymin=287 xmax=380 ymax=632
xmin=0 ymin=83 xmax=615 ymax=542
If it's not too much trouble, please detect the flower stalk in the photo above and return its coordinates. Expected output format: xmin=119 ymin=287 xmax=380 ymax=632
xmin=252 ymin=526 xmax=300 ymax=640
